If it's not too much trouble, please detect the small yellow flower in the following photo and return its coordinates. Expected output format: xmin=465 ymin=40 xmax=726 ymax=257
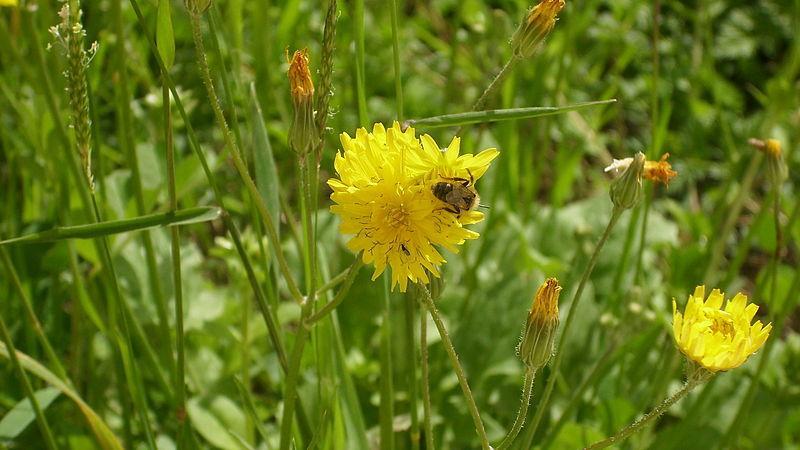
xmin=0 ymin=0 xmax=18 ymax=6
xmin=518 ymin=278 xmax=561 ymax=368
xmin=328 ymin=123 xmax=498 ymax=292
xmin=672 ymin=286 xmax=772 ymax=372
xmin=643 ymin=153 xmax=678 ymax=186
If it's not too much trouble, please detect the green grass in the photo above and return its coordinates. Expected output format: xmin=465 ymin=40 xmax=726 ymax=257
xmin=1 ymin=0 xmax=799 ymax=449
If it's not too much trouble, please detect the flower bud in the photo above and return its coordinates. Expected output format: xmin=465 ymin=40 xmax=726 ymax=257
xmin=750 ymin=138 xmax=788 ymax=185
xmin=609 ymin=152 xmax=645 ymax=211
xmin=510 ymin=0 xmax=565 ymax=59
xmin=518 ymin=278 xmax=561 ymax=369
xmin=287 ymin=49 xmax=319 ymax=158
xmin=184 ymin=0 xmax=211 ymax=14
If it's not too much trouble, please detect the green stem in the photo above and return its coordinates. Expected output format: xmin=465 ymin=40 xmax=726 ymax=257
xmin=405 ymin=290 xmax=420 ymax=450
xmin=527 ymin=207 xmax=624 ymax=441
xmin=279 ymin=302 xmax=315 ymax=450
xmin=389 ymin=0 xmax=403 ymax=121
xmin=471 ymin=56 xmax=520 ymax=112
xmin=188 ymin=11 xmax=303 ymax=303
xmin=420 ymin=293 xmax=434 ymax=450
xmin=305 ymin=259 xmax=363 ymax=325
xmin=586 ymin=373 xmax=709 ymax=449
xmin=419 ymin=285 xmax=490 ymax=450
xmin=496 ymin=367 xmax=537 ymax=450
xmin=380 ymin=276 xmax=396 ymax=450
xmin=162 ymin=73 xmax=188 ymax=446
xmin=0 ymin=315 xmax=59 ymax=450
xmin=0 ymin=248 xmax=68 ymax=381
xmin=353 ymin=0 xmax=368 ymax=125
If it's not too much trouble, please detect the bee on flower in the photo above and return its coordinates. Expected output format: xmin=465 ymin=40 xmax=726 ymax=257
xmin=328 ymin=122 xmax=498 ymax=291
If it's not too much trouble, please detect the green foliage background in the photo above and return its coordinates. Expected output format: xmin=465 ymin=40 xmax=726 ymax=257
xmin=0 ymin=0 xmax=799 ymax=448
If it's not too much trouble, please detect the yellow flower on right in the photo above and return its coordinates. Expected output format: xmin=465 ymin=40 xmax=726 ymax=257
xmin=672 ymin=286 xmax=772 ymax=372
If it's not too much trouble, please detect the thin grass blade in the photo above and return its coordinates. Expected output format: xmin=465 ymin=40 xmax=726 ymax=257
xmin=403 ymin=99 xmax=617 ymax=129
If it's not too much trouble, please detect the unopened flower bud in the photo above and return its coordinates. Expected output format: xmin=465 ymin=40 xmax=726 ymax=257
xmin=287 ymin=49 xmax=318 ymax=158
xmin=518 ymin=278 xmax=561 ymax=369
xmin=184 ymin=0 xmax=211 ymax=14
xmin=510 ymin=0 xmax=565 ymax=59
xmin=750 ymin=138 xmax=788 ymax=185
xmin=609 ymin=152 xmax=645 ymax=211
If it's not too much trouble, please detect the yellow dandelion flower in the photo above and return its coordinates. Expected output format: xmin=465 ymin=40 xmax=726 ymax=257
xmin=672 ymin=286 xmax=772 ymax=372
xmin=329 ymin=122 xmax=498 ymax=292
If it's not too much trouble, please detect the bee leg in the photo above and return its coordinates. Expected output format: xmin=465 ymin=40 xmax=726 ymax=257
xmin=439 ymin=206 xmax=461 ymax=215
xmin=467 ymin=169 xmax=474 ymax=186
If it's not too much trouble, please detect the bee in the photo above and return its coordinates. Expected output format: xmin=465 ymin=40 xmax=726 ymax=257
xmin=431 ymin=170 xmax=480 ymax=215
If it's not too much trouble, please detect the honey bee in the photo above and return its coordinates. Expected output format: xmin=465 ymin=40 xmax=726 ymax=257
xmin=431 ymin=170 xmax=480 ymax=215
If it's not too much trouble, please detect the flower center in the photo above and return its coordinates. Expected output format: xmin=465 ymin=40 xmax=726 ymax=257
xmin=706 ymin=309 xmax=736 ymax=338
xmin=385 ymin=203 xmax=410 ymax=228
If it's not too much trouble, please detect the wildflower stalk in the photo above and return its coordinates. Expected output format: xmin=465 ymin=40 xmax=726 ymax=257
xmin=162 ymin=69 xmax=188 ymax=449
xmin=188 ymin=10 xmax=304 ymax=303
xmin=380 ymin=276 xmax=396 ymax=450
xmin=390 ymin=0 xmax=404 ymax=121
xmin=528 ymin=206 xmax=624 ymax=440
xmin=496 ymin=367 xmax=537 ymax=449
xmin=419 ymin=285 xmax=490 ymax=450
xmin=405 ymin=289 xmax=421 ymax=450
xmin=0 ymin=314 xmax=59 ymax=450
xmin=471 ymin=57 xmax=519 ymax=112
xmin=420 ymin=303 xmax=435 ymax=450
xmin=279 ymin=300 xmax=315 ymax=450
xmin=586 ymin=370 xmax=711 ymax=449
xmin=353 ymin=0 xmax=368 ymax=124
xmin=305 ymin=259 xmax=364 ymax=325
xmin=128 ymin=0 xmax=290 ymax=373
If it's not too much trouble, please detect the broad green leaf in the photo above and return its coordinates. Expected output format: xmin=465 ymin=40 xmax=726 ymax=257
xmin=0 ymin=343 xmax=123 ymax=450
xmin=156 ymin=0 xmax=175 ymax=69
xmin=403 ymin=99 xmax=617 ymax=128
xmin=0 ymin=206 xmax=221 ymax=245
xmin=0 ymin=387 xmax=60 ymax=439
xmin=188 ymin=397 xmax=248 ymax=450
xmin=249 ymin=83 xmax=280 ymax=241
